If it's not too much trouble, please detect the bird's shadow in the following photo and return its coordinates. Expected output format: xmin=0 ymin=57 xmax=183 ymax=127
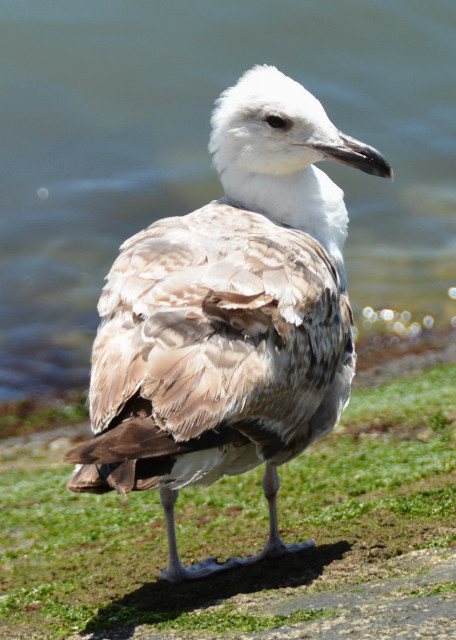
xmin=82 ymin=540 xmax=351 ymax=639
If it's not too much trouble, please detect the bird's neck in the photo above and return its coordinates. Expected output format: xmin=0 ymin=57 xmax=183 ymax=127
xmin=220 ymin=164 xmax=349 ymax=287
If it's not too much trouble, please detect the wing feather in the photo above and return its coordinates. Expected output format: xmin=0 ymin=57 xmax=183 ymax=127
xmin=89 ymin=203 xmax=352 ymax=448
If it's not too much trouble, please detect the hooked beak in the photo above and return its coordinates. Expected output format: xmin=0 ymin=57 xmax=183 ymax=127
xmin=311 ymin=131 xmax=394 ymax=180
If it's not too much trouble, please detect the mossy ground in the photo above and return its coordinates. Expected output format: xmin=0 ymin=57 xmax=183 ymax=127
xmin=0 ymin=364 xmax=455 ymax=639
xmin=0 ymin=391 xmax=88 ymax=441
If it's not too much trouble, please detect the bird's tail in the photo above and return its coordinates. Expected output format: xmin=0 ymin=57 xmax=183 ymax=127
xmin=66 ymin=463 xmax=113 ymax=494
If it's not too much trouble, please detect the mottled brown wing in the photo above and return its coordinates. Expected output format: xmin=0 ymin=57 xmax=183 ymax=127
xmin=89 ymin=203 xmax=351 ymax=441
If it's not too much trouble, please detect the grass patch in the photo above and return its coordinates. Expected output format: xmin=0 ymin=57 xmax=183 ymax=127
xmin=0 ymin=365 xmax=455 ymax=638
xmin=87 ymin=601 xmax=333 ymax=633
xmin=0 ymin=585 xmax=332 ymax=637
xmin=0 ymin=392 xmax=88 ymax=441
xmin=0 ymin=583 xmax=94 ymax=638
xmin=410 ymin=581 xmax=456 ymax=598
xmin=341 ymin=364 xmax=456 ymax=435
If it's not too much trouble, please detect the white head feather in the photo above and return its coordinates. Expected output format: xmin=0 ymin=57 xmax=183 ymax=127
xmin=210 ymin=65 xmax=340 ymax=177
xmin=208 ymin=66 xmax=348 ymax=279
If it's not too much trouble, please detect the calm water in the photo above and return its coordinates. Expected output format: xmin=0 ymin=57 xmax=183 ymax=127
xmin=1 ymin=0 xmax=455 ymax=399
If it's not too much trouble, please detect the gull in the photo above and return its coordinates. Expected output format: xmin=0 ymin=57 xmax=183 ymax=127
xmin=65 ymin=65 xmax=392 ymax=583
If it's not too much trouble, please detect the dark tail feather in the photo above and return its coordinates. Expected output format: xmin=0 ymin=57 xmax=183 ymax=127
xmin=67 ymin=456 xmax=173 ymax=495
xmin=64 ymin=415 xmax=247 ymax=495
xmin=66 ymin=464 xmax=113 ymax=494
xmin=64 ymin=419 xmax=245 ymax=466
xmin=99 ymin=460 xmax=137 ymax=494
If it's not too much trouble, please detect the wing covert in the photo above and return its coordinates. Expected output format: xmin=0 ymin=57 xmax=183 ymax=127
xmin=90 ymin=203 xmax=352 ymax=441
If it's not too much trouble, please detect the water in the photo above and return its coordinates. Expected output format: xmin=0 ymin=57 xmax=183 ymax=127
xmin=1 ymin=0 xmax=455 ymax=399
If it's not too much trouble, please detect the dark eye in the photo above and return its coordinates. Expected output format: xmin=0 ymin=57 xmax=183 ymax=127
xmin=265 ymin=115 xmax=289 ymax=129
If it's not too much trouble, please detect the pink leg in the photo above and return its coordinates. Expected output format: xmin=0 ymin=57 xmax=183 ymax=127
xmin=159 ymin=464 xmax=314 ymax=583
xmin=233 ymin=464 xmax=315 ymax=565
xmin=160 ymin=485 xmax=239 ymax=583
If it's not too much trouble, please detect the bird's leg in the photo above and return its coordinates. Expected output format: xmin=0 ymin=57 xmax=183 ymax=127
xmin=261 ymin=463 xmax=315 ymax=557
xmin=159 ymin=464 xmax=314 ymax=583
xmin=160 ymin=484 xmax=239 ymax=583
xmin=262 ymin=463 xmax=286 ymax=556
xmin=160 ymin=485 xmax=186 ymax=583
xmin=232 ymin=464 xmax=315 ymax=566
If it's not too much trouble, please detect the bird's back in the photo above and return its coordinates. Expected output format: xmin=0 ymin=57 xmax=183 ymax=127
xmin=66 ymin=202 xmax=354 ymax=493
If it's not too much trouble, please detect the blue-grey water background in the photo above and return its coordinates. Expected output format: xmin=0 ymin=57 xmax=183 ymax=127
xmin=1 ymin=0 xmax=455 ymax=400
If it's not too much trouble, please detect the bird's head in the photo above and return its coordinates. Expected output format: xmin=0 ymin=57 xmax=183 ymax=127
xmin=209 ymin=65 xmax=393 ymax=182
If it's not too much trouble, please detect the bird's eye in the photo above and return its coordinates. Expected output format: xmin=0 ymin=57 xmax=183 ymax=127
xmin=265 ymin=115 xmax=289 ymax=129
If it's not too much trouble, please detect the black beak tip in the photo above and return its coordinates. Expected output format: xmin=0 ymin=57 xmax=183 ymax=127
xmin=367 ymin=147 xmax=394 ymax=181
xmin=328 ymin=132 xmax=394 ymax=182
xmin=371 ymin=160 xmax=394 ymax=181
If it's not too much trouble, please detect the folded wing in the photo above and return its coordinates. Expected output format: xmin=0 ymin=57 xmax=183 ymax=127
xmin=66 ymin=202 xmax=353 ymax=492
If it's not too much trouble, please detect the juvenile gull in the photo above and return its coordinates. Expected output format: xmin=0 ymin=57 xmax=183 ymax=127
xmin=65 ymin=65 xmax=392 ymax=583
